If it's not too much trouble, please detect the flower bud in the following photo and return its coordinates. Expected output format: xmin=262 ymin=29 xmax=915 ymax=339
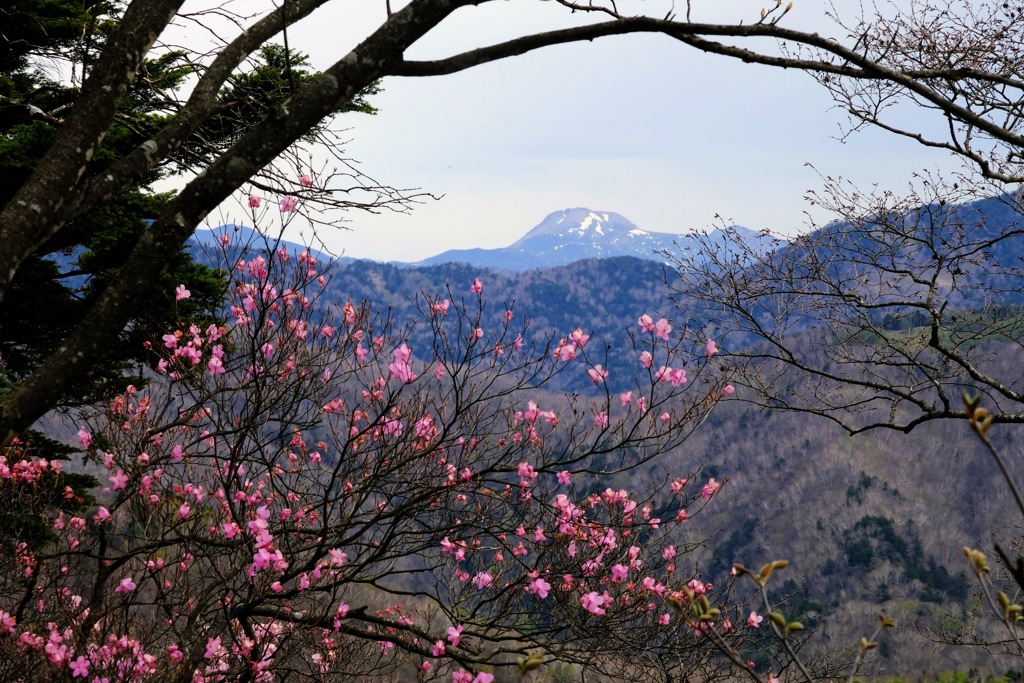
xmin=518 ymin=654 xmax=544 ymax=673
xmin=756 ymin=560 xmax=788 ymax=585
xmin=963 ymin=547 xmax=989 ymax=576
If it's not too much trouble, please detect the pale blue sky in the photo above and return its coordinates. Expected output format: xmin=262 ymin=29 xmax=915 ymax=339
xmin=193 ymin=0 xmax=969 ymax=262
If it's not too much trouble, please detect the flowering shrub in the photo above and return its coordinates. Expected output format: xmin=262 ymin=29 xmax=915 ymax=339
xmin=0 ymin=231 xmax=757 ymax=681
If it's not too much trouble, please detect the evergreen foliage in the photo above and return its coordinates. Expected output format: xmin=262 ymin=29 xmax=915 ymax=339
xmin=0 ymin=3 xmax=381 ymax=410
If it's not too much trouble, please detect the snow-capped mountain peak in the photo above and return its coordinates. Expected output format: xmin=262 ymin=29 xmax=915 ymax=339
xmin=413 ymin=208 xmax=768 ymax=271
xmin=514 ymin=208 xmax=639 ymax=246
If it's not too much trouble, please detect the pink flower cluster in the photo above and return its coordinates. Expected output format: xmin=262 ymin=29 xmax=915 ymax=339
xmin=0 ymin=253 xmax=741 ymax=681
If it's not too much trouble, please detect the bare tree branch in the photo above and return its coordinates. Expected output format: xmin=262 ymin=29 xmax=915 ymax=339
xmin=9 ymin=0 xmax=1024 ymax=442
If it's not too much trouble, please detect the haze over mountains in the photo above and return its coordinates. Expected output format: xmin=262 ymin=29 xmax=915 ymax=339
xmin=192 ymin=207 xmax=771 ymax=271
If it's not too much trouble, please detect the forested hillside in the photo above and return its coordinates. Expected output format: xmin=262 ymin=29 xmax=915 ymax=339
xmin=10 ymin=0 xmax=1024 ymax=678
xmin=188 ymin=231 xmax=1024 ymax=678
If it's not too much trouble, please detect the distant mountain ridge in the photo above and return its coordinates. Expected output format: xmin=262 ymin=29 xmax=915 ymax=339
xmin=190 ymin=209 xmax=769 ymax=272
xmin=412 ymin=207 xmax=770 ymax=271
xmin=187 ymin=225 xmax=341 ymax=265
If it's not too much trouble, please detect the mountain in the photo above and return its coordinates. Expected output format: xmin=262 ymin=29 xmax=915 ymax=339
xmin=92 ymin=197 xmax=1024 ymax=673
xmin=175 ymin=206 xmax=1024 ymax=675
xmin=413 ymin=208 xmax=770 ymax=270
xmin=187 ymin=225 xmax=341 ymax=265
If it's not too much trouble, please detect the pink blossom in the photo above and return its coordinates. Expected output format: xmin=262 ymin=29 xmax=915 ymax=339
xmin=248 ymin=195 xmax=262 ymax=208
xmin=654 ymin=318 xmax=672 ymax=341
xmin=472 ymin=572 xmax=493 ymax=590
xmin=69 ymin=655 xmax=90 ymax=678
xmin=470 ymin=278 xmax=483 ymax=293
xmin=115 ymin=577 xmax=136 ymax=593
xmin=473 ymin=674 xmax=495 ymax=683
xmin=77 ymin=427 xmax=92 ymax=449
xmin=280 ymin=195 xmax=298 ymax=213
xmin=383 ymin=418 xmax=404 ymax=437
xmin=570 ymin=327 xmax=590 ymax=347
xmin=17 ymin=631 xmax=43 ymax=649
xmin=108 ymin=470 xmax=128 ymax=490
xmin=747 ymin=611 xmax=763 ymax=628
xmin=447 ymin=624 xmax=463 ymax=647
xmin=205 ymin=636 xmax=221 ymax=659
xmin=610 ymin=564 xmax=628 ymax=582
xmin=175 ymin=284 xmax=190 ymax=300
xmin=556 ymin=470 xmax=572 ymax=486
xmin=452 ymin=671 xmax=473 ymax=683
xmin=657 ymin=366 xmax=686 ymax=386
xmin=640 ymin=351 xmax=653 ymax=368
xmin=517 ymin=462 xmax=537 ymax=483
xmin=177 ymin=502 xmax=191 ymax=519
xmin=432 ymin=640 xmax=445 ymax=656
xmin=167 ymin=643 xmax=185 ymax=663
xmin=528 ymin=577 xmax=551 ymax=599
xmin=94 ymin=507 xmax=110 ymax=523
xmin=620 ymin=391 xmax=633 ymax=407
xmin=723 ymin=385 xmax=736 ymax=396
xmin=581 ymin=591 xmax=607 ymax=616
xmin=393 ymin=342 xmax=412 ymax=364
xmin=45 ymin=631 xmax=62 ymax=659
xmin=638 ymin=314 xmax=655 ymax=332
xmin=587 ymin=365 xmax=608 ymax=383
xmin=659 ymin=613 xmax=671 ymax=625
xmin=389 ymin=343 xmax=417 ymax=383
xmin=299 ymin=174 xmax=312 ymax=186
xmin=556 ymin=343 xmax=576 ymax=361
xmin=706 ymin=339 xmax=719 ymax=357
xmin=343 ymin=300 xmax=358 ymax=325
xmin=0 ymin=610 xmax=16 ymax=635
xmin=701 ymin=478 xmax=720 ymax=500
xmin=431 ymin=299 xmax=450 ymax=316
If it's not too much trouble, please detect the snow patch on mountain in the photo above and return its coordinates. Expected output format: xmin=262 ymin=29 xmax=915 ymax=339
xmin=571 ymin=212 xmax=606 ymax=237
